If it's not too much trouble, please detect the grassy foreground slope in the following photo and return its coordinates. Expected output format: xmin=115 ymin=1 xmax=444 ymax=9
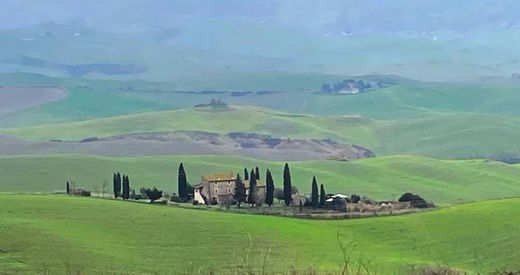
xmin=2 ymin=154 xmax=520 ymax=204
xmin=0 ymin=195 xmax=519 ymax=274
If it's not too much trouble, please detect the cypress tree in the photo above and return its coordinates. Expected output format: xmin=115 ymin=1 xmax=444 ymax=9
xmin=265 ymin=169 xmax=274 ymax=206
xmin=283 ymin=163 xmax=292 ymax=206
xmin=320 ymin=184 xmax=326 ymax=207
xmin=311 ymin=176 xmax=319 ymax=209
xmin=66 ymin=181 xmax=70 ymax=195
xmin=124 ymin=175 xmax=128 ymax=199
xmin=122 ymin=175 xmax=126 ymax=200
xmin=255 ymin=167 xmax=260 ymax=180
xmin=248 ymin=170 xmax=257 ymax=206
xmin=117 ymin=173 xmax=122 ymax=199
xmin=112 ymin=173 xmax=116 ymax=197
xmin=244 ymin=168 xmax=249 ymax=181
xmin=178 ymin=163 xmax=187 ymax=201
xmin=127 ymin=175 xmax=131 ymax=199
xmin=118 ymin=173 xmax=122 ymax=197
xmin=122 ymin=175 xmax=130 ymax=200
xmin=113 ymin=173 xmax=121 ymax=199
xmin=121 ymin=175 xmax=125 ymax=200
xmin=233 ymin=174 xmax=246 ymax=208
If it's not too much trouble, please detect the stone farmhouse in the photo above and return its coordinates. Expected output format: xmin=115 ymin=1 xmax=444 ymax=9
xmin=193 ymin=172 xmax=265 ymax=205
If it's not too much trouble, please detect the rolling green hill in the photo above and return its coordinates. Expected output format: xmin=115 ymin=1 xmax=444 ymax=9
xmin=0 ymin=194 xmax=518 ymax=274
xmin=0 ymin=86 xmax=171 ymax=128
xmin=1 ymin=154 xmax=520 ymax=204
xmin=6 ymin=105 xmax=520 ymax=159
xmin=0 ymin=106 xmax=378 ymax=144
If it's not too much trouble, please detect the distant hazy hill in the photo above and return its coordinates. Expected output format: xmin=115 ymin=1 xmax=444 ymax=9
xmin=0 ymin=1 xmax=519 ymax=81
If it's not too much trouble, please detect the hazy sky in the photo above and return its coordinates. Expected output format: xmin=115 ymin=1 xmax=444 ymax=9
xmin=1 ymin=0 xmax=520 ymax=33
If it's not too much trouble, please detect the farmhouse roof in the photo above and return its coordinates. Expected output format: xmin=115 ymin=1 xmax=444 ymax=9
xmin=202 ymin=172 xmax=236 ymax=182
xmin=244 ymin=180 xmax=266 ymax=188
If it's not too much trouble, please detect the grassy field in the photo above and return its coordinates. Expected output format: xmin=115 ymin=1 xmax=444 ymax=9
xmin=1 ymin=154 xmax=520 ymax=204
xmin=0 ymin=86 xmax=171 ymax=128
xmin=0 ymin=106 xmax=378 ymax=144
xmin=0 ymin=194 xmax=518 ymax=274
xmin=6 ymin=105 xmax=520 ymax=159
xmin=4 ymin=72 xmax=520 ymax=159
xmin=3 ymin=72 xmax=520 ymax=121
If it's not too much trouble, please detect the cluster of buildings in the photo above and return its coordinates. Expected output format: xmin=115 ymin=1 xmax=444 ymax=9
xmin=192 ymin=172 xmax=420 ymax=213
xmin=193 ymin=172 xmax=266 ymax=205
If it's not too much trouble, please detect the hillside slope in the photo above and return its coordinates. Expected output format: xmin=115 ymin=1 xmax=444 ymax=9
xmin=6 ymin=105 xmax=520 ymax=159
xmin=1 ymin=154 xmax=520 ymax=204
xmin=0 ymin=195 xmax=518 ymax=274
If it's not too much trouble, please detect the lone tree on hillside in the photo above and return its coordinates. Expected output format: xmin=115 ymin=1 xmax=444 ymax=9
xmin=248 ymin=170 xmax=257 ymax=206
xmin=113 ymin=172 xmax=122 ymax=199
xmin=265 ymin=169 xmax=274 ymax=207
xmin=178 ymin=163 xmax=188 ymax=201
xmin=320 ymin=184 xmax=326 ymax=207
xmin=283 ymin=163 xmax=292 ymax=206
xmin=311 ymin=176 xmax=319 ymax=209
xmin=144 ymin=187 xmax=163 ymax=203
xmin=244 ymin=168 xmax=249 ymax=181
xmin=66 ymin=181 xmax=70 ymax=195
xmin=233 ymin=174 xmax=246 ymax=208
xmin=255 ymin=167 xmax=260 ymax=180
xmin=122 ymin=175 xmax=130 ymax=200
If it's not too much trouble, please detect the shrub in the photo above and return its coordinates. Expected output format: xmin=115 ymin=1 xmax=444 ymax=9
xmin=303 ymin=198 xmax=313 ymax=207
xmin=399 ymin=192 xmax=415 ymax=202
xmin=192 ymin=200 xmax=199 ymax=206
xmin=170 ymin=195 xmax=185 ymax=203
xmin=274 ymin=188 xmax=284 ymax=200
xmin=210 ymin=198 xmax=218 ymax=205
xmin=139 ymin=188 xmax=149 ymax=199
xmin=143 ymin=187 xmax=163 ymax=203
xmin=399 ymin=192 xmax=428 ymax=208
xmin=129 ymin=189 xmax=137 ymax=200
xmin=350 ymin=194 xmax=361 ymax=203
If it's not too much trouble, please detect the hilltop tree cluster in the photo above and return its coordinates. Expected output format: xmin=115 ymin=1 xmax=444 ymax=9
xmin=113 ymin=172 xmax=131 ymax=200
xmin=110 ymin=163 xmax=191 ymax=204
xmin=235 ymin=165 xmax=291 ymax=208
xmin=234 ymin=164 xmax=328 ymax=209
